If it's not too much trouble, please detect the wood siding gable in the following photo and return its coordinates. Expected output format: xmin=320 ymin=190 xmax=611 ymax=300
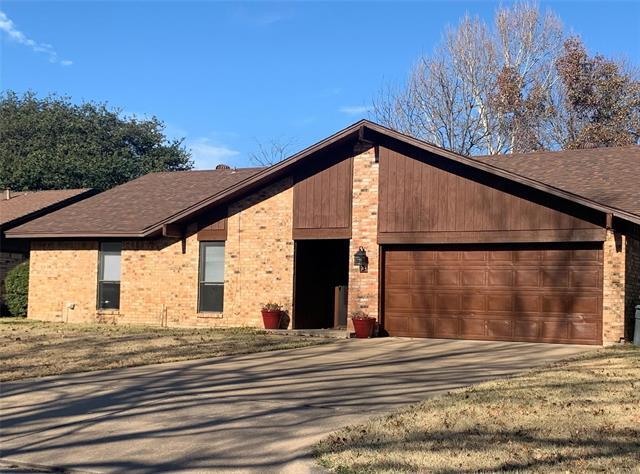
xmin=293 ymin=150 xmax=353 ymax=239
xmin=378 ymin=146 xmax=605 ymax=244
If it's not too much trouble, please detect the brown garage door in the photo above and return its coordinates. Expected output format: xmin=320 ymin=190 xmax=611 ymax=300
xmin=383 ymin=244 xmax=603 ymax=344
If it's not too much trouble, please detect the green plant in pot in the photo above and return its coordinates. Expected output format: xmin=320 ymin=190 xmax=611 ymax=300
xmin=261 ymin=302 xmax=282 ymax=329
xmin=351 ymin=310 xmax=375 ymax=338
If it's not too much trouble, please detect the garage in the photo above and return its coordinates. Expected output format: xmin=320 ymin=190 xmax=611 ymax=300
xmin=383 ymin=243 xmax=603 ymax=345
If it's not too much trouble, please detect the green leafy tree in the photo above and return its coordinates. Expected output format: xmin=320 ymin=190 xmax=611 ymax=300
xmin=4 ymin=261 xmax=29 ymax=317
xmin=0 ymin=91 xmax=193 ymax=191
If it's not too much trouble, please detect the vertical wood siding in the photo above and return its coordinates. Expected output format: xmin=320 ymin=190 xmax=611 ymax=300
xmin=293 ymin=154 xmax=353 ymax=239
xmin=378 ymin=146 xmax=603 ymax=243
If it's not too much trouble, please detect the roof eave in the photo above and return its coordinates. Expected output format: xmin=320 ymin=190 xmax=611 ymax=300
xmin=6 ymin=231 xmax=150 ymax=239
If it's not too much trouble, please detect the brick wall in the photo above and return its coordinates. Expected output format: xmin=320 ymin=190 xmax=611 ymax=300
xmin=27 ymin=179 xmax=294 ymax=327
xmin=602 ymin=231 xmax=628 ymax=343
xmin=625 ymin=236 xmax=640 ymax=340
xmin=28 ymin=241 xmax=99 ymax=322
xmin=223 ymin=178 xmax=294 ymax=327
xmin=347 ymin=146 xmax=380 ymax=326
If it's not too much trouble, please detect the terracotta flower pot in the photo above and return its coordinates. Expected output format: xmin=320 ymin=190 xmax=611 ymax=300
xmin=352 ymin=317 xmax=375 ymax=338
xmin=261 ymin=310 xmax=281 ymax=329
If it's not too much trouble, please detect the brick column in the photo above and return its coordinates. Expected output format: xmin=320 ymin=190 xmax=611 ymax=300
xmin=348 ymin=146 xmax=380 ymax=325
xmin=602 ymin=230 xmax=626 ymax=343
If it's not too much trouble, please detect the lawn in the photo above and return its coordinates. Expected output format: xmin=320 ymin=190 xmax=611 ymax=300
xmin=0 ymin=318 xmax=331 ymax=381
xmin=316 ymin=345 xmax=640 ymax=473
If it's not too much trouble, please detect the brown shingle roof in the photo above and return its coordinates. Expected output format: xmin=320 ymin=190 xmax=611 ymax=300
xmin=1 ymin=189 xmax=93 ymax=228
xmin=470 ymin=146 xmax=640 ymax=217
xmin=7 ymin=168 xmax=263 ymax=237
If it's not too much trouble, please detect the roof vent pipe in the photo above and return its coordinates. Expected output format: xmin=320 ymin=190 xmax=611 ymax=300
xmin=4 ymin=189 xmax=10 ymax=200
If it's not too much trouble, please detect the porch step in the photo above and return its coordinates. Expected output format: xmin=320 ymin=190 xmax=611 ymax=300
xmin=264 ymin=328 xmax=350 ymax=339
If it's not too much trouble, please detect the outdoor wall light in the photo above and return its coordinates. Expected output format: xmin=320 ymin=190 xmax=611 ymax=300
xmin=354 ymin=247 xmax=368 ymax=273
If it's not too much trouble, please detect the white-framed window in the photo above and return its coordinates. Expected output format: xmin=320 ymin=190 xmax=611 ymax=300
xmin=98 ymin=242 xmax=121 ymax=309
xmin=198 ymin=241 xmax=225 ymax=312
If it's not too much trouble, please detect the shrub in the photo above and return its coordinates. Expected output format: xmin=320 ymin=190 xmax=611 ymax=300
xmin=4 ymin=261 xmax=29 ymax=317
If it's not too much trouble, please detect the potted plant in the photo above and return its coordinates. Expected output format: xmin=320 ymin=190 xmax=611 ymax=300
xmin=261 ymin=302 xmax=282 ymax=329
xmin=351 ymin=311 xmax=375 ymax=338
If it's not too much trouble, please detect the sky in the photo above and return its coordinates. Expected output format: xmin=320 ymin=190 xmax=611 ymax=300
xmin=1 ymin=1 xmax=639 ymax=169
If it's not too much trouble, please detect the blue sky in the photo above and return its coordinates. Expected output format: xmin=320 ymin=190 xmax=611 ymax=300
xmin=1 ymin=1 xmax=639 ymax=169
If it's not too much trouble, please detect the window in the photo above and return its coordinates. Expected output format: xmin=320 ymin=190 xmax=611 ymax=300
xmin=198 ymin=242 xmax=225 ymax=312
xmin=98 ymin=242 xmax=121 ymax=310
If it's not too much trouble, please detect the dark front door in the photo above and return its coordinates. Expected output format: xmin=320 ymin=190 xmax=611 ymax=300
xmin=294 ymin=239 xmax=349 ymax=329
xmin=383 ymin=243 xmax=603 ymax=345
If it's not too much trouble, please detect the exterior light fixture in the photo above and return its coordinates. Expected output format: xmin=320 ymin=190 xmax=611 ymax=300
xmin=354 ymin=247 xmax=368 ymax=273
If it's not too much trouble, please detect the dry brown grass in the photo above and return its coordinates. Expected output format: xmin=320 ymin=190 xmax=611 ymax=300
xmin=0 ymin=318 xmax=330 ymax=381
xmin=316 ymin=345 xmax=640 ymax=473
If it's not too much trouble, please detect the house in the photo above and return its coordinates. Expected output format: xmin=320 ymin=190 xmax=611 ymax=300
xmin=0 ymin=188 xmax=96 ymax=312
xmin=6 ymin=121 xmax=640 ymax=345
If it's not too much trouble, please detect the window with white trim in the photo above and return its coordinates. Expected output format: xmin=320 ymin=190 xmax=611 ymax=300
xmin=198 ymin=242 xmax=225 ymax=312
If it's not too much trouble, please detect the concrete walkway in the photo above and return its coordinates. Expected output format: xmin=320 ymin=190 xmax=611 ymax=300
xmin=0 ymin=338 xmax=593 ymax=473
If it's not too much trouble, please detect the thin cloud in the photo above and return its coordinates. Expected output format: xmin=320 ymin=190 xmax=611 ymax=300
xmin=339 ymin=105 xmax=373 ymax=116
xmin=0 ymin=10 xmax=72 ymax=66
xmin=189 ymin=138 xmax=240 ymax=170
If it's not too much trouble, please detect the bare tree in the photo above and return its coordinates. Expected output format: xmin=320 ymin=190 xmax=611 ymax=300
xmin=248 ymin=137 xmax=296 ymax=167
xmin=373 ymin=2 xmax=564 ymax=155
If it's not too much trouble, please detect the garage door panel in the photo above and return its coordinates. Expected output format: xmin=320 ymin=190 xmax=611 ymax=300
xmin=412 ymin=269 xmax=434 ymax=286
xmin=572 ymin=249 xmax=601 ymax=262
xmin=462 ymin=270 xmax=486 ymax=286
xmin=514 ymin=295 xmax=541 ymax=312
xmin=514 ymin=320 xmax=540 ymax=339
xmin=383 ymin=244 xmax=603 ymax=345
xmin=461 ymin=319 xmax=485 ymax=337
xmin=488 ymin=270 xmax=514 ymax=286
xmin=569 ymin=321 xmax=599 ymax=341
xmin=385 ymin=315 xmax=409 ymax=333
xmin=462 ymin=251 xmax=487 ymax=262
xmin=541 ymin=295 xmax=600 ymax=315
xmin=541 ymin=321 xmax=569 ymax=340
xmin=435 ymin=294 xmax=461 ymax=311
xmin=411 ymin=294 xmax=435 ymax=311
xmin=462 ymin=294 xmax=486 ymax=311
xmin=385 ymin=291 xmax=414 ymax=310
xmin=435 ymin=318 xmax=459 ymax=337
xmin=487 ymin=320 xmax=513 ymax=338
xmin=435 ymin=269 xmax=460 ymax=286
xmin=542 ymin=268 xmax=570 ymax=288
xmin=515 ymin=270 xmax=540 ymax=287
xmin=407 ymin=317 xmax=435 ymax=336
xmin=570 ymin=269 xmax=600 ymax=288
xmin=437 ymin=252 xmax=462 ymax=261
xmin=386 ymin=268 xmax=411 ymax=286
xmin=487 ymin=294 xmax=513 ymax=312
xmin=489 ymin=251 xmax=513 ymax=261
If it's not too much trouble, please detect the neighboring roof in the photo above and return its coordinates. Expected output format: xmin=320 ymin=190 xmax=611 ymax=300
xmin=0 ymin=189 xmax=94 ymax=230
xmin=6 ymin=168 xmax=262 ymax=238
xmin=471 ymin=146 xmax=640 ymax=217
xmin=6 ymin=120 xmax=640 ymax=239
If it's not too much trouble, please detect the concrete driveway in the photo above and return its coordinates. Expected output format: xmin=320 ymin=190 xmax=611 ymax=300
xmin=1 ymin=338 xmax=592 ymax=473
